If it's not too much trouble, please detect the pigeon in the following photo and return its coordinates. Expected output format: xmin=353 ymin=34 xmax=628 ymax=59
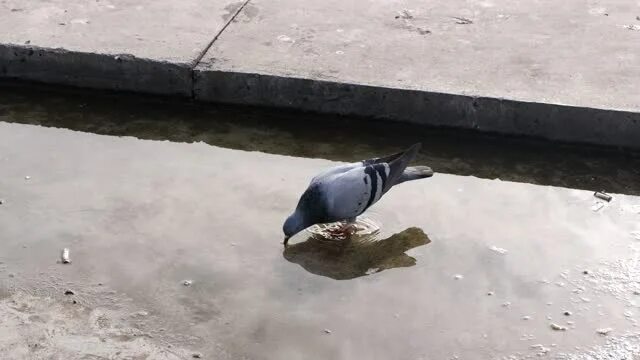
xmin=283 ymin=143 xmax=433 ymax=245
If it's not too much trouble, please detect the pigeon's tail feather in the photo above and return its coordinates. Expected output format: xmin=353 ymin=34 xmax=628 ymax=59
xmin=397 ymin=166 xmax=434 ymax=184
xmin=384 ymin=143 xmax=422 ymax=191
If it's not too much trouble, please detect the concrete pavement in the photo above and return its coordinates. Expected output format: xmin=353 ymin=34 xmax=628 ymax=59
xmin=1 ymin=0 xmax=640 ymax=147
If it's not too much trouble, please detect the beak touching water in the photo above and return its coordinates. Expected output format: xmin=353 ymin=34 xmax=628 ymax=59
xmin=283 ymin=236 xmax=291 ymax=246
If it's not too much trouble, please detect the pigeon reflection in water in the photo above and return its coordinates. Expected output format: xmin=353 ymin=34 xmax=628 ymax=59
xmin=283 ymin=227 xmax=430 ymax=280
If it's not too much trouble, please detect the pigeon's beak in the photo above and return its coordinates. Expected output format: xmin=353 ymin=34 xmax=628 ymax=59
xmin=283 ymin=236 xmax=291 ymax=246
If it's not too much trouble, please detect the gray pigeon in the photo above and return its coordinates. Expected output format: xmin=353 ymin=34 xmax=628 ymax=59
xmin=283 ymin=143 xmax=433 ymax=245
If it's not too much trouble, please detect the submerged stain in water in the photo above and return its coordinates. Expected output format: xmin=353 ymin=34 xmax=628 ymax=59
xmin=283 ymin=227 xmax=430 ymax=280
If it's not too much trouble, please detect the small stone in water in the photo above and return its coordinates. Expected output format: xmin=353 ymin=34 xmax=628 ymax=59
xmin=182 ymin=280 xmax=193 ymax=286
xmin=453 ymin=274 xmax=463 ymax=280
xmin=64 ymin=290 xmax=75 ymax=295
xmin=550 ymin=323 xmax=567 ymax=331
xmin=192 ymin=353 xmax=202 ymax=359
xmin=583 ymin=270 xmax=589 ymax=275
xmin=591 ymin=202 xmax=605 ymax=212
xmin=564 ymin=311 xmax=572 ymax=316
xmin=488 ymin=245 xmax=508 ymax=255
xmin=596 ymin=327 xmax=613 ymax=335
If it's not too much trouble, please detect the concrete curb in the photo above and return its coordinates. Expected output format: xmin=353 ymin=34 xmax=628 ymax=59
xmin=194 ymin=69 xmax=640 ymax=149
xmin=0 ymin=44 xmax=192 ymax=96
xmin=2 ymin=43 xmax=639 ymax=149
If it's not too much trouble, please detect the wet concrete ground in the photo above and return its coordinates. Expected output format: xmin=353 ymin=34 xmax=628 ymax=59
xmin=1 ymin=84 xmax=640 ymax=359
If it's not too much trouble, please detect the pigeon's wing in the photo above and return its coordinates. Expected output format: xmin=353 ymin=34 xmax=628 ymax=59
xmin=310 ymin=162 xmax=363 ymax=185
xmin=317 ymin=143 xmax=423 ymax=221
xmin=321 ymin=166 xmax=374 ymax=221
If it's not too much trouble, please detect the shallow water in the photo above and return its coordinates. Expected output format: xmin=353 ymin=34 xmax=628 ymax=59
xmin=0 ymin=83 xmax=640 ymax=359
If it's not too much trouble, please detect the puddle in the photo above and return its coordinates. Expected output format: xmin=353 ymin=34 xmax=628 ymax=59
xmin=0 ymin=83 xmax=639 ymax=359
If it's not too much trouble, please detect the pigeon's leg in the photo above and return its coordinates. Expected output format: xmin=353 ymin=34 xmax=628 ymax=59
xmin=325 ymin=218 xmax=357 ymax=239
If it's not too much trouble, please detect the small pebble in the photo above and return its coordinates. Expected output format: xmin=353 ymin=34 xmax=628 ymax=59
xmin=183 ymin=280 xmax=193 ymax=286
xmin=564 ymin=311 xmax=572 ymax=316
xmin=323 ymin=329 xmax=332 ymax=334
xmin=583 ymin=270 xmax=589 ymax=275
xmin=64 ymin=290 xmax=75 ymax=295
xmin=550 ymin=323 xmax=567 ymax=331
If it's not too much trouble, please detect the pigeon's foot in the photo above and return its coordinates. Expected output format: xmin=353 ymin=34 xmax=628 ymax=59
xmin=324 ymin=222 xmax=356 ymax=240
xmin=308 ymin=218 xmax=380 ymax=241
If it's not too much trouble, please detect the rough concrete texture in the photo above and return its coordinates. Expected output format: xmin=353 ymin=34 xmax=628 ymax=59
xmin=194 ymin=0 xmax=640 ymax=147
xmin=1 ymin=121 xmax=640 ymax=359
xmin=0 ymin=0 xmax=246 ymax=94
xmin=1 ymin=0 xmax=640 ymax=146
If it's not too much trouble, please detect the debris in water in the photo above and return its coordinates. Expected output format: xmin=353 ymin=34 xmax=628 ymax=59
xmin=583 ymin=270 xmax=589 ymax=275
xmin=489 ymin=245 xmax=508 ymax=255
xmin=564 ymin=311 xmax=572 ymax=316
xmin=365 ymin=268 xmax=380 ymax=275
xmin=453 ymin=274 xmax=464 ymax=280
xmin=451 ymin=16 xmax=473 ymax=24
xmin=596 ymin=327 xmax=613 ymax=335
xmin=61 ymin=248 xmax=71 ymax=264
xmin=182 ymin=280 xmax=193 ymax=286
xmin=530 ymin=344 xmax=550 ymax=355
xmin=192 ymin=353 xmax=202 ymax=359
xmin=277 ymin=34 xmax=294 ymax=43
xmin=395 ymin=9 xmax=414 ymax=20
xmin=624 ymin=24 xmax=640 ymax=31
xmin=594 ymin=191 xmax=612 ymax=202
xmin=323 ymin=329 xmax=332 ymax=334
xmin=64 ymin=289 xmax=75 ymax=295
xmin=550 ymin=323 xmax=567 ymax=331
xmin=591 ymin=201 xmax=605 ymax=212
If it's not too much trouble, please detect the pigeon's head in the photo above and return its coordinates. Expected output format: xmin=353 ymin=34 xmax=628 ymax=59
xmin=283 ymin=211 xmax=307 ymax=246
